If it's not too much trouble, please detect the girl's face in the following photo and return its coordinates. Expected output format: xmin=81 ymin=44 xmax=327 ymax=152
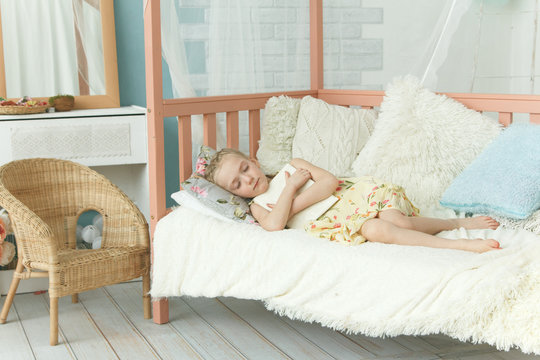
xmin=214 ymin=155 xmax=269 ymax=198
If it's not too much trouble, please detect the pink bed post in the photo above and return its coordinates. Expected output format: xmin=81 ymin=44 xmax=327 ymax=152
xmin=144 ymin=0 xmax=169 ymax=324
xmin=448 ymin=93 xmax=540 ymax=126
xmin=310 ymin=0 xmax=323 ymax=92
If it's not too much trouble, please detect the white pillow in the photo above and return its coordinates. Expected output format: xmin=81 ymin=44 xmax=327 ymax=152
xmin=352 ymin=75 xmax=501 ymax=209
xmin=256 ymin=95 xmax=301 ymax=176
xmin=292 ymin=96 xmax=377 ymax=177
xmin=171 ymin=190 xmax=234 ymax=223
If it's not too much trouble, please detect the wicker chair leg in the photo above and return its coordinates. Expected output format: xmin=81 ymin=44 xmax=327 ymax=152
xmin=49 ymin=296 xmax=59 ymax=345
xmin=0 ymin=259 xmax=24 ymax=324
xmin=71 ymin=294 xmax=78 ymax=303
xmin=143 ymin=273 xmax=151 ymax=319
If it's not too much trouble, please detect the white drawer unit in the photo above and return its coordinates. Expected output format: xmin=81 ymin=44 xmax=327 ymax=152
xmin=0 ymin=106 xmax=147 ymax=166
xmin=0 ymin=106 xmax=149 ymax=295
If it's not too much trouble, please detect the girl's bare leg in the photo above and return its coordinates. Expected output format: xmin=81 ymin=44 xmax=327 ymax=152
xmin=378 ymin=209 xmax=499 ymax=235
xmin=361 ymin=218 xmax=500 ymax=253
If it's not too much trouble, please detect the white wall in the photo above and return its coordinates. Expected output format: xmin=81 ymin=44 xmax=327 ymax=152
xmin=178 ymin=0 xmax=539 ymax=95
xmin=361 ymin=0 xmax=539 ymax=94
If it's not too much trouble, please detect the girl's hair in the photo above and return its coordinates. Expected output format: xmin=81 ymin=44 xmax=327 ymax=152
xmin=204 ymin=148 xmax=249 ymax=183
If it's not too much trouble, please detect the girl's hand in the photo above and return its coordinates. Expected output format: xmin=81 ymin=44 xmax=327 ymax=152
xmin=285 ymin=168 xmax=311 ymax=191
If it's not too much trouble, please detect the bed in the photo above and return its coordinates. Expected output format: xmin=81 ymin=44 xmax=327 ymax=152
xmin=143 ymin=0 xmax=540 ymax=354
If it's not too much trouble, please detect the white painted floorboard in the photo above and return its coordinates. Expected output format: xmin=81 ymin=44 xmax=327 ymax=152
xmin=0 ymin=281 xmax=539 ymax=360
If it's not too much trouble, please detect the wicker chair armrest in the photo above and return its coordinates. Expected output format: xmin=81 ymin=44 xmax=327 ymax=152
xmin=0 ymin=190 xmax=58 ymax=266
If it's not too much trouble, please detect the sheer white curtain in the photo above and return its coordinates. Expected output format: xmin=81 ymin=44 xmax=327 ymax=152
xmin=72 ymin=0 xmax=105 ymax=95
xmin=162 ymin=0 xmax=539 ymax=114
xmin=162 ymin=0 xmax=310 ymax=153
xmin=207 ymin=0 xmax=265 ymax=96
xmin=162 ymin=0 xmax=310 ymax=98
xmin=324 ymin=0 xmax=473 ymax=91
xmin=1 ymin=0 xmax=105 ymax=98
xmin=162 ymin=0 xmax=495 ymax=99
xmin=2 ymin=0 xmax=77 ymax=97
xmin=433 ymin=0 xmax=539 ymax=94
xmin=207 ymin=0 xmax=309 ymax=96
xmin=207 ymin=0 xmax=309 ymax=152
xmin=161 ymin=0 xmax=207 ymax=160
xmin=416 ymin=0 xmax=473 ymax=89
xmin=160 ymin=0 xmax=195 ymax=98
xmin=326 ymin=0 xmax=538 ymax=94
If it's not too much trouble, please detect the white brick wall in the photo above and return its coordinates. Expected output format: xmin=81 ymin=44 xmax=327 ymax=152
xmin=178 ymin=1 xmax=383 ymax=97
xmin=253 ymin=8 xmax=297 ymax=23
xmin=177 ymin=1 xmax=539 ymax=97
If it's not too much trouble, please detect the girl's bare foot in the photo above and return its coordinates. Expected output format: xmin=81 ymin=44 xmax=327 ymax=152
xmin=453 ymin=216 xmax=499 ymax=230
xmin=457 ymin=238 xmax=501 ymax=253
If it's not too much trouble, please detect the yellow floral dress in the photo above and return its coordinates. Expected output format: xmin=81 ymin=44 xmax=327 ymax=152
xmin=306 ymin=176 xmax=419 ymax=246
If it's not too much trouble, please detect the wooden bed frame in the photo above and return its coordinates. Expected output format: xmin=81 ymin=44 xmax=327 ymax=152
xmin=143 ymin=0 xmax=540 ymax=324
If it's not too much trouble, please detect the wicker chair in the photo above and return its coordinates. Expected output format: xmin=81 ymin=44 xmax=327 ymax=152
xmin=0 ymin=158 xmax=151 ymax=345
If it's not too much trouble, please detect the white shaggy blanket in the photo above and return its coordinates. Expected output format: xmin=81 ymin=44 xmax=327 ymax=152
xmin=151 ymin=207 xmax=540 ymax=354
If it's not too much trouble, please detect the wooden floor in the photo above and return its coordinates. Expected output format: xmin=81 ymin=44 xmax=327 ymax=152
xmin=1 ymin=281 xmax=539 ymax=360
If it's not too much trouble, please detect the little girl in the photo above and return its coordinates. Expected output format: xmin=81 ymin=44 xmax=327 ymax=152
xmin=205 ymin=148 xmax=501 ymax=253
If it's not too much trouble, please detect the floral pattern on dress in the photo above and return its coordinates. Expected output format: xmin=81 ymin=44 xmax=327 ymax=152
xmin=306 ymin=176 xmax=419 ymax=246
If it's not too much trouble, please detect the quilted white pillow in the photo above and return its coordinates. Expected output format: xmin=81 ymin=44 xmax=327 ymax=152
xmin=292 ymin=96 xmax=377 ymax=177
xmin=256 ymin=95 xmax=301 ymax=175
xmin=351 ymin=75 xmax=502 ymax=209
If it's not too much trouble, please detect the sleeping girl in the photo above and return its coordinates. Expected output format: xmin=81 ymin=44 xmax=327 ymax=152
xmin=204 ymin=148 xmax=501 ymax=253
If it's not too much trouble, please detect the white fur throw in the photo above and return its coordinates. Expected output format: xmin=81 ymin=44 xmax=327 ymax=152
xmin=256 ymin=95 xmax=301 ymax=176
xmin=292 ymin=96 xmax=377 ymax=177
xmin=351 ymin=76 xmax=501 ymax=209
xmin=152 ymin=207 xmax=540 ymax=354
xmin=487 ymin=209 xmax=540 ymax=236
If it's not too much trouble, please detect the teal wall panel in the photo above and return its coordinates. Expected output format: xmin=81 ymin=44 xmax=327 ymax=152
xmin=114 ymin=0 xmax=179 ymax=208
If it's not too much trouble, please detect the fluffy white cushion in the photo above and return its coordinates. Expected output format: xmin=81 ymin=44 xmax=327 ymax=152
xmin=256 ymin=95 xmax=301 ymax=175
xmin=351 ymin=76 xmax=501 ymax=209
xmin=292 ymin=96 xmax=377 ymax=177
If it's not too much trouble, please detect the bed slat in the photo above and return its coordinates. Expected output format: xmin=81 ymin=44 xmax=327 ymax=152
xmin=203 ymin=113 xmax=217 ymax=149
xmin=249 ymin=110 xmax=261 ymax=157
xmin=498 ymin=112 xmax=513 ymax=126
xmin=226 ymin=111 xmax=239 ymax=149
xmin=178 ymin=115 xmax=192 ymax=182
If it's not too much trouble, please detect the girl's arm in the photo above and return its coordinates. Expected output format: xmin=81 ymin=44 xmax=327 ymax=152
xmin=250 ymin=168 xmax=311 ymax=231
xmin=288 ymin=158 xmax=338 ymax=216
